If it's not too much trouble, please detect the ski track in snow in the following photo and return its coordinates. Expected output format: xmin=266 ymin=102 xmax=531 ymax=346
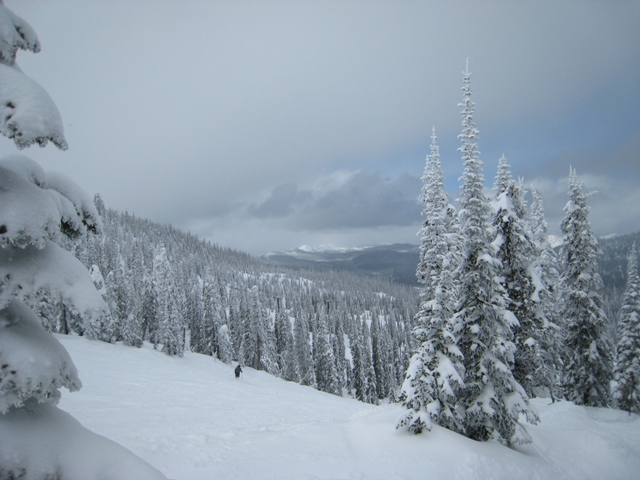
xmin=56 ymin=335 xmax=640 ymax=480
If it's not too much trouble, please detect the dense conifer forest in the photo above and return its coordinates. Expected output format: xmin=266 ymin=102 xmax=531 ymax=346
xmin=34 ymin=196 xmax=420 ymax=403
xmin=31 ymin=190 xmax=639 ymax=412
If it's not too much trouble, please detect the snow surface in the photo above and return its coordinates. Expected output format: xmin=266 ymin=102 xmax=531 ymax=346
xmin=54 ymin=335 xmax=640 ymax=480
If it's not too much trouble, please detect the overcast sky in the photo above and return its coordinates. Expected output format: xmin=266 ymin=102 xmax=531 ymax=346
xmin=3 ymin=1 xmax=639 ymax=255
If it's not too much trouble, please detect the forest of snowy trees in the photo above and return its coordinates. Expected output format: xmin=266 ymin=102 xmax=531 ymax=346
xmin=396 ymin=62 xmax=640 ymax=447
xmin=39 ymin=200 xmax=420 ymax=403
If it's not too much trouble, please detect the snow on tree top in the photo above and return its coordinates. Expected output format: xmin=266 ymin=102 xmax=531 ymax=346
xmin=0 ymin=4 xmax=40 ymax=66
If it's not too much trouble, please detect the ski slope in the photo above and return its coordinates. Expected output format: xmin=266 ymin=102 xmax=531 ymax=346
xmin=56 ymin=335 xmax=640 ymax=480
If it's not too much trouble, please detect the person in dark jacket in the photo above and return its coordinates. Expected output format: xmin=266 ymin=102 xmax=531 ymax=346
xmin=234 ymin=364 xmax=242 ymax=378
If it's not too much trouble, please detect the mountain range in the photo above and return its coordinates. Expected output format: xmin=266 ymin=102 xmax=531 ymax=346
xmin=261 ymin=231 xmax=640 ymax=289
xmin=261 ymin=243 xmax=421 ymax=286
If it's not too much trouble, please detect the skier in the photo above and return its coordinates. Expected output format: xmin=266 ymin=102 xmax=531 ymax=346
xmin=234 ymin=364 xmax=242 ymax=378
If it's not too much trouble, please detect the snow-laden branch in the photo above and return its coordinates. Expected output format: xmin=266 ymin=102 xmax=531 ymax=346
xmin=0 ymin=240 xmax=108 ymax=320
xmin=0 ymin=155 xmax=102 ymax=248
xmin=0 ymin=300 xmax=81 ymax=413
xmin=0 ymin=4 xmax=40 ymax=66
xmin=0 ymin=64 xmax=67 ymax=150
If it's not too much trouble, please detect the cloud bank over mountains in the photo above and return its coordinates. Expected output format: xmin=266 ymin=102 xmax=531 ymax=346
xmin=2 ymin=1 xmax=638 ymax=254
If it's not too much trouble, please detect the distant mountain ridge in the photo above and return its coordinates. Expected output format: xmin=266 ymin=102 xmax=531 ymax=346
xmin=261 ymin=243 xmax=421 ymax=286
xmin=261 ymin=231 xmax=640 ymax=289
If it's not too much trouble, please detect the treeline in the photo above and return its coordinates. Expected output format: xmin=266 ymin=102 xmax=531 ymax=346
xmin=34 ymin=196 xmax=419 ymax=403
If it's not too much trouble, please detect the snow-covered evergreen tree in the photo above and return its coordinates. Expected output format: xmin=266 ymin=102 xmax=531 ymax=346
xmin=560 ymin=167 xmax=613 ymax=407
xmin=274 ymin=302 xmax=298 ymax=381
xmin=313 ymin=310 xmax=341 ymax=396
xmin=0 ymin=4 xmax=66 ymax=150
xmin=217 ymin=323 xmax=234 ymax=364
xmin=351 ymin=317 xmax=377 ymax=404
xmin=331 ymin=312 xmax=348 ymax=393
xmin=397 ymin=127 xmax=465 ymax=434
xmin=612 ymin=242 xmax=640 ymax=413
xmin=153 ymin=245 xmax=184 ymax=356
xmin=140 ymin=271 xmax=159 ymax=345
xmin=371 ymin=313 xmax=393 ymax=400
xmin=294 ymin=313 xmax=316 ymax=387
xmin=0 ymin=4 xmax=166 ymax=478
xmin=414 ymin=127 xmax=459 ymax=291
xmin=197 ymin=273 xmax=226 ymax=359
xmin=242 ymin=286 xmax=279 ymax=374
xmin=188 ymin=276 xmax=209 ymax=355
xmin=491 ymin=157 xmax=548 ymax=398
xmin=227 ymin=286 xmax=245 ymax=362
xmin=528 ymin=188 xmax=564 ymax=400
xmin=362 ymin=321 xmax=378 ymax=404
xmin=453 ymin=62 xmax=537 ymax=446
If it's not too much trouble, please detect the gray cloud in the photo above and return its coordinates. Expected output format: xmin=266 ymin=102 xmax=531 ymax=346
xmin=248 ymin=183 xmax=312 ymax=218
xmin=1 ymin=1 xmax=639 ymax=255
xmin=523 ymin=131 xmax=640 ymax=238
xmin=248 ymin=171 xmax=421 ymax=230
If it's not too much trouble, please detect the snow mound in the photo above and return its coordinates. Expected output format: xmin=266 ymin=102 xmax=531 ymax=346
xmin=0 ymin=401 xmax=166 ymax=480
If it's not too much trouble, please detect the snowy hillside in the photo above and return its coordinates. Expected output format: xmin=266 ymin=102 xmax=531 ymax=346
xmin=56 ymin=335 xmax=640 ymax=480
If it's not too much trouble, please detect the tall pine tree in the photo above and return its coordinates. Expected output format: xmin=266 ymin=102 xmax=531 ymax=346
xmin=153 ymin=245 xmax=184 ymax=356
xmin=453 ymin=62 xmax=537 ymax=446
xmin=491 ymin=157 xmax=548 ymax=398
xmin=313 ymin=309 xmax=341 ymax=396
xmin=397 ymin=127 xmax=465 ymax=434
xmin=528 ymin=188 xmax=564 ymax=401
xmin=560 ymin=167 xmax=613 ymax=407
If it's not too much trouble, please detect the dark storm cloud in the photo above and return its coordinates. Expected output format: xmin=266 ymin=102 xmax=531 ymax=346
xmin=248 ymin=183 xmax=312 ymax=218
xmin=249 ymin=172 xmax=421 ymax=230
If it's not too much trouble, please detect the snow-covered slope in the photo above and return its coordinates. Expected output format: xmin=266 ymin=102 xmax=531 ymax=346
xmin=57 ymin=335 xmax=640 ymax=480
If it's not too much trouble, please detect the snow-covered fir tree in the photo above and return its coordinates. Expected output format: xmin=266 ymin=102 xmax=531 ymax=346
xmin=274 ymin=302 xmax=299 ymax=381
xmin=0 ymin=4 xmax=166 ymax=478
xmin=140 ymin=271 xmax=159 ymax=345
xmin=188 ymin=276 xmax=210 ymax=355
xmin=370 ymin=312 xmax=393 ymax=400
xmin=243 ymin=286 xmax=279 ymax=374
xmin=294 ymin=313 xmax=316 ymax=387
xmin=204 ymin=274 xmax=226 ymax=359
xmin=217 ymin=323 xmax=234 ymax=364
xmin=491 ymin=156 xmax=549 ymax=398
xmin=397 ymin=127 xmax=465 ymax=435
xmin=452 ymin=62 xmax=537 ymax=446
xmin=331 ymin=312 xmax=349 ymax=393
xmin=612 ymin=242 xmax=640 ymax=413
xmin=351 ymin=316 xmax=377 ymax=404
xmin=362 ymin=321 xmax=378 ymax=403
xmin=560 ymin=167 xmax=613 ymax=407
xmin=414 ymin=128 xmax=458 ymax=292
xmin=528 ymin=188 xmax=564 ymax=401
xmin=153 ymin=245 xmax=184 ymax=356
xmin=313 ymin=309 xmax=342 ymax=396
